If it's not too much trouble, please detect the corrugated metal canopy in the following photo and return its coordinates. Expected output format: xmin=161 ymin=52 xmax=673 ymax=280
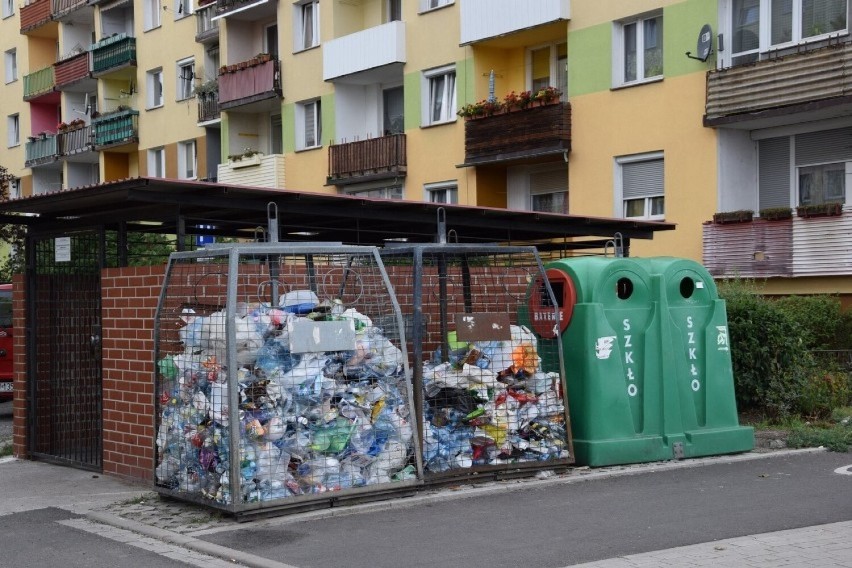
xmin=0 ymin=177 xmax=676 ymax=249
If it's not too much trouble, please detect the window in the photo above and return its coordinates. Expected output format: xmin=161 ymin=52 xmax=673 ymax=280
xmin=798 ymin=162 xmax=846 ymax=205
xmin=420 ymin=0 xmax=452 ymax=11
xmin=174 ymin=0 xmax=192 ymax=17
xmin=148 ymin=147 xmax=166 ymax=177
xmin=614 ymin=13 xmax=663 ymax=86
xmin=4 ymin=49 xmax=16 ymax=84
xmin=728 ymin=0 xmax=848 ymax=65
xmin=383 ymin=86 xmax=404 ymax=135
xmin=1 ymin=0 xmax=13 ymax=19
xmin=176 ymin=59 xmax=195 ymax=101
xmin=425 ymin=181 xmax=457 ymax=204
xmin=294 ymin=0 xmax=320 ymax=51
xmin=423 ymin=65 xmax=456 ymax=126
xmin=528 ymin=42 xmax=567 ymax=98
xmin=144 ymin=0 xmax=162 ymax=30
xmin=530 ymin=168 xmax=568 ymax=214
xmin=178 ymin=140 xmax=197 ymax=179
xmin=347 ymin=184 xmax=403 ymax=199
xmin=270 ymin=114 xmax=283 ymax=154
xmin=388 ymin=0 xmax=401 ymax=21
xmin=296 ymin=99 xmax=322 ymax=150
xmin=7 ymin=114 xmax=19 ymax=147
xmin=147 ymin=68 xmax=164 ymax=109
xmin=6 ymin=178 xmax=19 ymax=199
xmin=616 ymin=153 xmax=664 ymax=220
xmin=265 ymin=24 xmax=278 ymax=57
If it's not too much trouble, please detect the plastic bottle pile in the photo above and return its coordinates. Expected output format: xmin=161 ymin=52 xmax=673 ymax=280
xmin=155 ymin=294 xmax=416 ymax=504
xmin=420 ymin=325 xmax=569 ymax=473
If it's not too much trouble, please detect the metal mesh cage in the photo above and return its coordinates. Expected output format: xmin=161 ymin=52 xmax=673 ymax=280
xmin=154 ymin=244 xmax=420 ymax=515
xmin=379 ymin=244 xmax=573 ymax=481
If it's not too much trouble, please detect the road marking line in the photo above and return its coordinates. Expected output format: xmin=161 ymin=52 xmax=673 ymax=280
xmin=833 ymin=464 xmax=852 ymax=475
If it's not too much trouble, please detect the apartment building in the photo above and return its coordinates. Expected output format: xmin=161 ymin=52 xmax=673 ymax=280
xmin=1 ymin=0 xmax=850 ymax=299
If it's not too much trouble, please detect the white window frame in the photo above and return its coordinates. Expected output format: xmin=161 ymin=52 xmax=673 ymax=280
xmin=612 ymin=11 xmax=664 ymax=88
xmin=345 ymin=181 xmax=404 ymax=199
xmin=294 ymin=0 xmax=320 ymax=52
xmin=422 ymin=64 xmax=456 ymax=126
xmin=7 ymin=177 xmax=19 ymax=199
xmin=419 ymin=0 xmax=453 ymax=13
xmin=4 ymin=49 xmax=16 ymax=84
xmin=148 ymin=146 xmax=166 ymax=177
xmin=144 ymin=0 xmax=162 ymax=30
xmin=1 ymin=0 xmax=14 ymax=19
xmin=614 ymin=151 xmax=665 ymax=220
xmin=176 ymin=58 xmax=195 ymax=101
xmin=174 ymin=0 xmax=192 ymax=18
xmin=797 ymin=161 xmax=848 ymax=206
xmin=424 ymin=181 xmax=458 ymax=204
xmin=526 ymin=42 xmax=568 ymax=99
xmin=147 ymin=68 xmax=164 ymax=109
xmin=7 ymin=114 xmax=19 ymax=147
xmin=178 ymin=139 xmax=197 ymax=180
xmin=296 ymin=99 xmax=322 ymax=150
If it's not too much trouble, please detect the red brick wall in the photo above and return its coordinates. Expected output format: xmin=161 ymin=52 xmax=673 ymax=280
xmin=12 ymin=274 xmax=27 ymax=458
xmin=100 ymin=265 xmax=165 ymax=481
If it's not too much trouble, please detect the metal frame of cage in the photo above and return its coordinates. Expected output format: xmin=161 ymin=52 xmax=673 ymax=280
xmin=379 ymin=237 xmax=573 ymax=484
xmin=153 ymin=242 xmax=423 ymax=517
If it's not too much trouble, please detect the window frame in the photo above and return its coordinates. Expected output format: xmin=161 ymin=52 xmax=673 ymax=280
xmin=144 ymin=0 xmax=163 ymax=31
xmin=797 ymin=161 xmax=848 ymax=206
xmin=177 ymin=139 xmax=197 ymax=180
xmin=176 ymin=58 xmax=195 ymax=101
xmin=148 ymin=146 xmax=166 ymax=178
xmin=174 ymin=0 xmax=192 ymax=18
xmin=344 ymin=182 xmax=404 ymax=199
xmin=1 ymin=0 xmax=14 ymax=19
xmin=424 ymin=181 xmax=458 ymax=204
xmin=612 ymin=11 xmax=664 ymax=88
xmin=294 ymin=0 xmax=320 ymax=52
xmin=7 ymin=114 xmax=19 ymax=147
xmin=419 ymin=0 xmax=453 ymax=13
xmin=4 ymin=48 xmax=16 ymax=84
xmin=422 ymin=64 xmax=457 ymax=127
xmin=614 ymin=151 xmax=665 ymax=221
xmin=146 ymin=68 xmax=164 ymax=109
xmin=296 ymin=99 xmax=322 ymax=151
xmin=526 ymin=42 xmax=568 ymax=99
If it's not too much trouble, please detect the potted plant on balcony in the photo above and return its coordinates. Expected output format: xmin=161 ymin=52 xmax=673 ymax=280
xmin=533 ymin=86 xmax=562 ymax=105
xmin=796 ymin=202 xmax=844 ymax=218
xmin=712 ymin=209 xmax=754 ymax=224
xmin=194 ymin=79 xmax=218 ymax=99
xmin=56 ymin=122 xmax=69 ymax=133
xmin=457 ymin=101 xmax=485 ymax=120
xmin=758 ymin=206 xmax=793 ymax=221
xmin=69 ymin=118 xmax=86 ymax=130
xmin=256 ymin=52 xmax=271 ymax=63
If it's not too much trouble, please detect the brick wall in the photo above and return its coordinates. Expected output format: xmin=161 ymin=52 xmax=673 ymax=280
xmin=12 ymin=274 xmax=27 ymax=458
xmin=100 ymin=265 xmax=165 ymax=481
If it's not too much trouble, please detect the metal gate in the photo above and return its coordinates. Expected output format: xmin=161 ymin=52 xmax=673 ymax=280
xmin=27 ymin=232 xmax=103 ymax=470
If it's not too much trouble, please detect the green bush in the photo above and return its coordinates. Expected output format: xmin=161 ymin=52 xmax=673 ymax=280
xmin=798 ymin=370 xmax=852 ymax=419
xmin=774 ymin=295 xmax=846 ymax=350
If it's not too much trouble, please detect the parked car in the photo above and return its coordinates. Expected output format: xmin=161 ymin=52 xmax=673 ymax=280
xmin=0 ymin=284 xmax=12 ymax=402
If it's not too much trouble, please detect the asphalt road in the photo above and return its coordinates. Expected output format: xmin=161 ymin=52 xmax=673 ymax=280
xmin=197 ymin=451 xmax=852 ymax=568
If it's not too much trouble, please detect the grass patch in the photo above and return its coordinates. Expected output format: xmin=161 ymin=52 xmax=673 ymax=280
xmin=0 ymin=443 xmax=12 ymax=457
xmin=787 ymin=423 xmax=852 ymax=452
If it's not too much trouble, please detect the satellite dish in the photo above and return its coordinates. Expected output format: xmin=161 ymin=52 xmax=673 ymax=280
xmin=686 ymin=24 xmax=714 ymax=62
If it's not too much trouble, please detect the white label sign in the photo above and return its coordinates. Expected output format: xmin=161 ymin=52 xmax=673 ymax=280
xmin=55 ymin=237 xmax=71 ymax=263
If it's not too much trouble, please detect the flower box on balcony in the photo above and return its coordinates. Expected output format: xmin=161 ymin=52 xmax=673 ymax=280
xmin=758 ymin=207 xmax=793 ymax=221
xmin=796 ymin=202 xmax=843 ymax=218
xmin=712 ymin=210 xmax=754 ymax=224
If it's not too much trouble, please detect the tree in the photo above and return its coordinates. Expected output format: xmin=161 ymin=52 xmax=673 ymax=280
xmin=0 ymin=165 xmax=26 ymax=282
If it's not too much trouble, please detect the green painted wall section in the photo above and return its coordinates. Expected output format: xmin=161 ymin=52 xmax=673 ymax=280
xmin=403 ymin=58 xmax=471 ymax=129
xmin=321 ymin=93 xmax=335 ymax=146
xmin=569 ymin=0 xmax=718 ymax=97
xmin=403 ymin=70 xmax=421 ymax=129
xmin=283 ymin=102 xmax=296 ymax=154
xmin=220 ymin=114 xmax=229 ymax=158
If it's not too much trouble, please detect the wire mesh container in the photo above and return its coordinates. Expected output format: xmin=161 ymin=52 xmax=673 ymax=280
xmin=153 ymin=243 xmax=421 ymax=516
xmin=379 ymin=243 xmax=573 ymax=482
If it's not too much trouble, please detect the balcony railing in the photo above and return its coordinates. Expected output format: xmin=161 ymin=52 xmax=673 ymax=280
xmin=20 ymin=0 xmax=52 ymax=33
xmin=705 ymin=41 xmax=852 ymax=126
xmin=215 ymin=0 xmax=266 ymax=18
xmin=217 ymin=153 xmax=285 ymax=188
xmin=92 ymin=109 xmax=138 ymax=148
xmin=703 ymin=208 xmax=852 ymax=278
xmin=54 ymin=51 xmax=92 ymax=88
xmin=57 ymin=125 xmax=93 ymax=156
xmin=463 ymin=101 xmax=571 ymax=165
xmin=23 ymin=66 xmax=56 ymax=101
xmin=328 ymin=134 xmax=406 ymax=184
xmin=52 ymin=0 xmax=88 ymax=18
xmin=197 ymin=92 xmax=220 ymax=123
xmin=91 ymin=34 xmax=136 ymax=76
xmin=323 ymin=21 xmax=405 ymax=81
xmin=195 ymin=2 xmax=219 ymax=43
xmin=218 ymin=59 xmax=281 ymax=110
xmin=460 ymin=0 xmax=570 ymax=45
xmin=25 ymin=135 xmax=58 ymax=167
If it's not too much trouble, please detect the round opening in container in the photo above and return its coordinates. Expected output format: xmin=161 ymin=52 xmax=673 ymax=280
xmin=616 ymin=277 xmax=633 ymax=300
xmin=680 ymin=277 xmax=695 ymax=299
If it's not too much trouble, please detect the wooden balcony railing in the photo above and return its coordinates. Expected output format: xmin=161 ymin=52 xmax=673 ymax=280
xmin=218 ymin=59 xmax=281 ymax=110
xmin=328 ymin=134 xmax=406 ymax=183
xmin=197 ymin=92 xmax=220 ymax=123
xmin=57 ymin=125 xmax=93 ymax=156
xmin=51 ymin=0 xmax=87 ymax=18
xmin=20 ymin=0 xmax=52 ymax=33
xmin=54 ymin=51 xmax=91 ymax=88
xmin=92 ymin=109 xmax=138 ymax=148
xmin=463 ymin=101 xmax=571 ymax=165
xmin=195 ymin=3 xmax=219 ymax=43
xmin=23 ymin=66 xmax=56 ymax=101
xmin=91 ymin=34 xmax=136 ymax=75
xmin=25 ymin=135 xmax=58 ymax=167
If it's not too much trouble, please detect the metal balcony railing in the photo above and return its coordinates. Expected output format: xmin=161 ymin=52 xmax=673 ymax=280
xmin=218 ymin=59 xmax=281 ymax=109
xmin=25 ymin=135 xmax=58 ymax=167
xmin=51 ymin=0 xmax=87 ymax=18
xmin=328 ymin=134 xmax=406 ymax=183
xmin=54 ymin=51 xmax=92 ymax=88
xmin=195 ymin=3 xmax=218 ymax=42
xmin=57 ymin=125 xmax=93 ymax=155
xmin=91 ymin=34 xmax=137 ymax=75
xmin=20 ymin=0 xmax=51 ymax=33
xmin=23 ymin=66 xmax=56 ymax=100
xmin=92 ymin=109 xmax=138 ymax=148
xmin=197 ymin=92 xmax=220 ymax=123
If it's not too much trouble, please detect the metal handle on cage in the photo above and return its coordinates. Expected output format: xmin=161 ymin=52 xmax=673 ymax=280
xmin=604 ymin=232 xmax=625 ymax=258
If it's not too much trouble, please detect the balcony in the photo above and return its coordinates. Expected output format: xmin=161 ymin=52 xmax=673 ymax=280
xmin=214 ymin=0 xmax=276 ymax=20
xmin=217 ymin=153 xmax=285 ymax=188
xmin=197 ymin=92 xmax=220 ymax=123
xmin=218 ymin=59 xmax=281 ymax=111
xmin=52 ymin=0 xmax=89 ymax=20
xmin=92 ymin=108 xmax=138 ymax=149
xmin=91 ymin=34 xmax=136 ymax=77
xmin=23 ymin=66 xmax=56 ymax=101
xmin=463 ymin=102 xmax=571 ymax=166
xmin=323 ymin=21 xmax=405 ymax=82
xmin=54 ymin=51 xmax=92 ymax=89
xmin=705 ymin=42 xmax=852 ymax=127
xmin=460 ymin=0 xmax=570 ymax=45
xmin=195 ymin=2 xmax=219 ymax=43
xmin=328 ymin=134 xmax=406 ymax=185
xmin=20 ymin=0 xmax=53 ymax=34
xmin=57 ymin=125 xmax=93 ymax=156
xmin=702 ymin=208 xmax=852 ymax=278
xmin=25 ymin=135 xmax=59 ymax=168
